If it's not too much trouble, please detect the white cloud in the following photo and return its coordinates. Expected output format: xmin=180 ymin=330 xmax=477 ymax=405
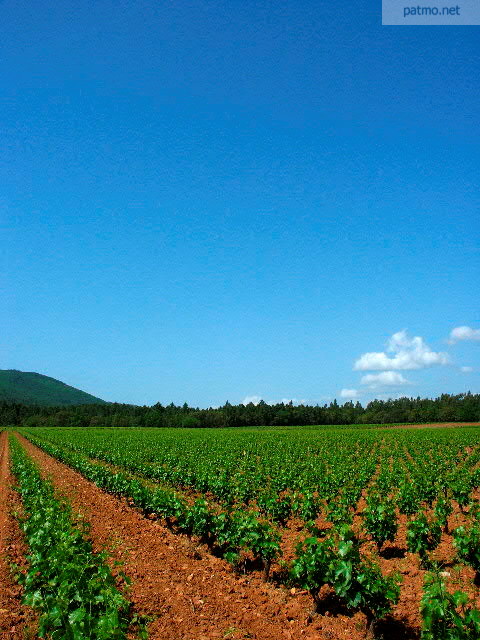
xmin=354 ymin=330 xmax=449 ymax=371
xmin=368 ymin=392 xmax=405 ymax=401
xmin=340 ymin=388 xmax=360 ymax=399
xmin=448 ymin=326 xmax=480 ymax=344
xmin=460 ymin=366 xmax=474 ymax=373
xmin=242 ymin=395 xmax=262 ymax=405
xmin=242 ymin=396 xmax=309 ymax=406
xmin=360 ymin=371 xmax=410 ymax=389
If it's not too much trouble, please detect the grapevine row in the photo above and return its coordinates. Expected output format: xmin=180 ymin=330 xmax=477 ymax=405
xmin=20 ymin=433 xmax=282 ymax=578
xmin=8 ymin=435 xmax=131 ymax=640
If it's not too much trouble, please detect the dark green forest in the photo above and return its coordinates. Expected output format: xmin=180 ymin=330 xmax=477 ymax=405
xmin=1 ymin=393 xmax=479 ymax=428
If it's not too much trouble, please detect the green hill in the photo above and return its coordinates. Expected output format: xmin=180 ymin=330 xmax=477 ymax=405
xmin=0 ymin=370 xmax=107 ymax=406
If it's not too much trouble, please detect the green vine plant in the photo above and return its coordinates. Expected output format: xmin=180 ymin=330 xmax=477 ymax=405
xmin=290 ymin=525 xmax=400 ymax=637
xmin=435 ymin=492 xmax=453 ymax=534
xmin=406 ymin=512 xmax=442 ymax=569
xmin=420 ymin=571 xmax=480 ymax=639
xmin=453 ymin=523 xmax=480 ymax=580
xmin=362 ymin=493 xmax=398 ymax=552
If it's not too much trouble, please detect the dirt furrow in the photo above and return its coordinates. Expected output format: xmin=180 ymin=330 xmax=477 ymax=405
xmin=0 ymin=432 xmax=35 ymax=639
xmin=16 ymin=433 xmax=344 ymax=640
xmin=392 ymin=422 xmax=480 ymax=430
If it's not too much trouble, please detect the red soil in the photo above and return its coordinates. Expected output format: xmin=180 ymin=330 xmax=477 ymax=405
xmin=16 ymin=434 xmax=319 ymax=640
xmin=0 ymin=432 xmax=36 ymax=639
xmin=390 ymin=423 xmax=480 ymax=430
xmin=12 ymin=432 xmax=480 ymax=640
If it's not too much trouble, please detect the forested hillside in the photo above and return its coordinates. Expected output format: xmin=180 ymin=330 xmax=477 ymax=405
xmin=0 ymin=370 xmax=106 ymax=406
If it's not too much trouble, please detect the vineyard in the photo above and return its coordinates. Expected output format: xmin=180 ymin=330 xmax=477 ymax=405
xmin=2 ymin=423 xmax=480 ymax=639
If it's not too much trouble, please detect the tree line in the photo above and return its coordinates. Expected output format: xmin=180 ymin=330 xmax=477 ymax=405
xmin=1 ymin=392 xmax=479 ymax=429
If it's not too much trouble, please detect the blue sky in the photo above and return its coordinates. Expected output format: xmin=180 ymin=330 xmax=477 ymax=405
xmin=2 ymin=0 xmax=479 ymax=406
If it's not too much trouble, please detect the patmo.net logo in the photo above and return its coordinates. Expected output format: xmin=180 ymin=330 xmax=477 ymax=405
xmin=382 ymin=0 xmax=480 ymax=24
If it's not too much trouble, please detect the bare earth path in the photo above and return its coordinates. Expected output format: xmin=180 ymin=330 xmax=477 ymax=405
xmin=17 ymin=433 xmax=346 ymax=640
xmin=0 ymin=432 xmax=35 ymax=639
xmin=392 ymin=422 xmax=480 ymax=430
